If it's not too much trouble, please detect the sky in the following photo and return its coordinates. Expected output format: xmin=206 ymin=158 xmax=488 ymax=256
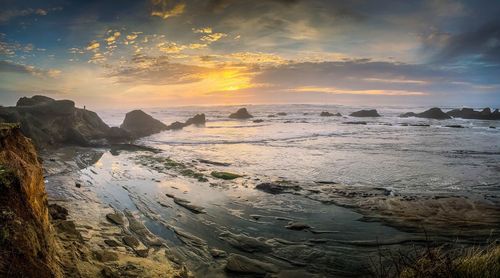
xmin=0 ymin=0 xmax=499 ymax=108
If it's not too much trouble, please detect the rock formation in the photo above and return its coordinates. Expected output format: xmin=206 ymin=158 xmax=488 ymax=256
xmin=120 ymin=110 xmax=168 ymax=138
xmin=447 ymin=108 xmax=500 ymax=120
xmin=400 ymin=108 xmax=451 ymax=120
xmin=349 ymin=109 xmax=380 ymax=117
xmin=0 ymin=123 xmax=62 ymax=277
xmin=0 ymin=95 xmax=113 ymax=147
xmin=229 ymin=108 xmax=253 ymax=119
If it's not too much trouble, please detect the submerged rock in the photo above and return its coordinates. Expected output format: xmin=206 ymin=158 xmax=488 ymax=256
xmin=120 ymin=110 xmax=168 ymax=138
xmin=229 ymin=108 xmax=253 ymax=119
xmin=349 ymin=109 xmax=380 ymax=117
xmin=253 ymin=119 xmax=264 ymax=123
xmin=211 ymin=171 xmax=242 ymax=180
xmin=446 ymin=125 xmax=465 ymax=128
xmin=277 ymin=112 xmax=287 ymax=116
xmin=255 ymin=182 xmax=301 ymax=194
xmin=342 ymin=121 xmax=367 ymax=125
xmin=400 ymin=108 xmax=451 ymax=120
xmin=320 ymin=111 xmax=341 ymax=117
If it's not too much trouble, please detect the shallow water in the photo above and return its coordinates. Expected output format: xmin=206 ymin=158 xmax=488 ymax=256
xmin=84 ymin=104 xmax=500 ymax=276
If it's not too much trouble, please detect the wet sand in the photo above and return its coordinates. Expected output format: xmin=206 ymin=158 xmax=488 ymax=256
xmin=41 ymin=146 xmax=500 ymax=277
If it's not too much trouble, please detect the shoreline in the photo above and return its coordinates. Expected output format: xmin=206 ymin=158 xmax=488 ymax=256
xmin=41 ymin=144 xmax=500 ymax=277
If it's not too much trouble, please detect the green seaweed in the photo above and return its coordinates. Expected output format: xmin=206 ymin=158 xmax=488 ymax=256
xmin=210 ymin=171 xmax=242 ymax=180
xmin=135 ymin=155 xmax=208 ymax=182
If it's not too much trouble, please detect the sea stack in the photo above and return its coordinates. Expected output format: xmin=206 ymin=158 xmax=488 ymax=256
xmin=229 ymin=108 xmax=253 ymax=119
xmin=400 ymin=108 xmax=451 ymax=120
xmin=120 ymin=110 xmax=168 ymax=138
xmin=350 ymin=109 xmax=381 ymax=117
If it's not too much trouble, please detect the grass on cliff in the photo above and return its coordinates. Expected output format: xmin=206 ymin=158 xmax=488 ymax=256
xmin=370 ymin=241 xmax=500 ymax=278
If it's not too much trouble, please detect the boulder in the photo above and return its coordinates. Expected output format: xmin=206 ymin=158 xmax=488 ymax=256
xmin=349 ymin=109 xmax=380 ymax=117
xmin=400 ymin=108 xmax=450 ymax=120
xmin=120 ymin=110 xmax=168 ymax=138
xmin=229 ymin=108 xmax=253 ymax=119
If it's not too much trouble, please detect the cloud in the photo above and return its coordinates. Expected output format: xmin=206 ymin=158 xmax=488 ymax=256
xmin=151 ymin=0 xmax=186 ymax=19
xmin=200 ymin=32 xmax=227 ymax=42
xmin=432 ymin=20 xmax=500 ymax=64
xmin=0 ymin=60 xmax=60 ymax=78
xmin=0 ymin=7 xmax=62 ymax=22
xmin=106 ymin=54 xmax=208 ymax=85
xmin=105 ymin=31 xmax=121 ymax=45
xmin=193 ymin=27 xmax=212 ymax=34
xmin=86 ymin=40 xmax=100 ymax=51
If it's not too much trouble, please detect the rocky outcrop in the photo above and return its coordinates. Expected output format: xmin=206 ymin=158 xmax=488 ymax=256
xmin=400 ymin=108 xmax=451 ymax=120
xmin=184 ymin=113 xmax=206 ymax=126
xmin=447 ymin=108 xmax=500 ymax=120
xmin=166 ymin=113 xmax=206 ymax=130
xmin=120 ymin=110 xmax=168 ymax=138
xmin=0 ymin=123 xmax=62 ymax=277
xmin=320 ymin=111 xmax=341 ymax=117
xmin=0 ymin=95 xmax=123 ymax=147
xmin=349 ymin=109 xmax=380 ymax=117
xmin=229 ymin=108 xmax=253 ymax=119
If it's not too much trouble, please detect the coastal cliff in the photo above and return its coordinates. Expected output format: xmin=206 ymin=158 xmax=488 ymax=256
xmin=0 ymin=123 xmax=62 ymax=277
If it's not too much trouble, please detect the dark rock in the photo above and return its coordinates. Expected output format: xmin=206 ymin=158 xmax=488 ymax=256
xmin=229 ymin=108 xmax=253 ymax=119
xmin=167 ymin=121 xmax=185 ymax=130
xmin=255 ymin=182 xmax=301 ymax=194
xmin=106 ymin=127 xmax=132 ymax=142
xmin=409 ymin=123 xmax=430 ymax=127
xmin=342 ymin=121 xmax=367 ymax=125
xmin=253 ymin=119 xmax=264 ymax=123
xmin=350 ymin=109 xmax=380 ymax=117
xmin=173 ymin=197 xmax=205 ymax=214
xmin=447 ymin=107 xmax=500 ymax=120
xmin=209 ymin=248 xmax=227 ymax=258
xmin=48 ymin=204 xmax=68 ymax=220
xmin=286 ymin=222 xmax=311 ymax=231
xmin=320 ymin=111 xmax=341 ymax=117
xmin=120 ymin=110 xmax=168 ymax=138
xmin=75 ymin=182 xmax=82 ymax=188
xmin=104 ymin=239 xmax=121 ymax=247
xmin=490 ymin=126 xmax=496 ymax=129
xmin=225 ymin=254 xmax=279 ymax=274
xmin=268 ymin=114 xmax=276 ymax=118
xmin=184 ymin=113 xmax=206 ymax=125
xmin=400 ymin=108 xmax=450 ymax=120
xmin=122 ymin=235 xmax=140 ymax=248
xmin=135 ymin=249 xmax=149 ymax=258
xmin=277 ymin=112 xmax=287 ymax=116
xmin=106 ymin=212 xmax=125 ymax=226
xmin=446 ymin=125 xmax=465 ymax=128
